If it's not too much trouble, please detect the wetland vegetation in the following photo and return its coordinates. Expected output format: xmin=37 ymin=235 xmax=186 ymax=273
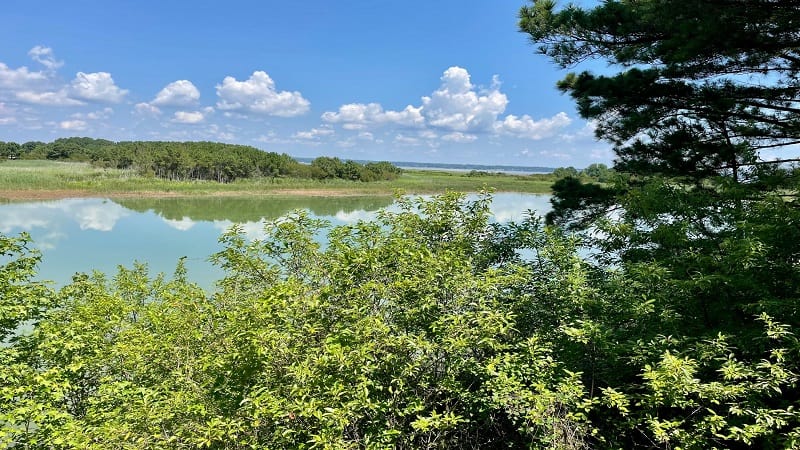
xmin=0 ymin=159 xmax=555 ymax=201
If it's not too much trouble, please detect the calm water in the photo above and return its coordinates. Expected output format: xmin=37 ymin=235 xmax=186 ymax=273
xmin=0 ymin=193 xmax=551 ymax=289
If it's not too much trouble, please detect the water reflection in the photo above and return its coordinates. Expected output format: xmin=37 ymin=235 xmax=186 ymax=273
xmin=0 ymin=193 xmax=551 ymax=288
xmin=0 ymin=198 xmax=130 ymax=233
xmin=116 ymin=196 xmax=395 ymax=223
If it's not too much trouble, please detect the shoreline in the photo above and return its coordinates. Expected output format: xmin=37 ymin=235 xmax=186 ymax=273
xmin=0 ymin=161 xmax=554 ymax=202
xmin=0 ymin=186 xmax=553 ymax=202
xmin=0 ymin=188 xmax=401 ymax=202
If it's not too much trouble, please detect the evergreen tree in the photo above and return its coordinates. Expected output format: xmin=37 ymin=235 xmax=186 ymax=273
xmin=520 ymin=1 xmax=800 ymax=446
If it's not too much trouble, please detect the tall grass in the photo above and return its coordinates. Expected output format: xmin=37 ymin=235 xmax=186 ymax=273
xmin=0 ymin=160 xmax=553 ymax=197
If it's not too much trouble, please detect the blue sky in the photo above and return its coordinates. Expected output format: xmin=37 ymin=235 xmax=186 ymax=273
xmin=0 ymin=0 xmax=612 ymax=167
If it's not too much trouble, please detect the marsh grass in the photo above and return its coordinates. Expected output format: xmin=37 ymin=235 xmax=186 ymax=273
xmin=0 ymin=160 xmax=553 ymax=198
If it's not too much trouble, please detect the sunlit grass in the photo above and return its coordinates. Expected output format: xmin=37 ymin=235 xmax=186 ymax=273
xmin=0 ymin=160 xmax=553 ymax=198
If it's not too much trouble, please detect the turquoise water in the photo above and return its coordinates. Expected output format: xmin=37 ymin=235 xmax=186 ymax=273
xmin=0 ymin=193 xmax=551 ymax=289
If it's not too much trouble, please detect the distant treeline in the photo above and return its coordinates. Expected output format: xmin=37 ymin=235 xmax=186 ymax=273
xmin=551 ymin=163 xmax=614 ymax=182
xmin=0 ymin=137 xmax=401 ymax=183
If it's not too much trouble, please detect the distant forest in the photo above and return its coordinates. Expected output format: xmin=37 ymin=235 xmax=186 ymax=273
xmin=0 ymin=137 xmax=402 ymax=183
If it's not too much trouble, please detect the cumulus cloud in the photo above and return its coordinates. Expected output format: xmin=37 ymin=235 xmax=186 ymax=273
xmin=293 ymin=125 xmax=335 ymax=140
xmin=321 ymin=66 xmax=569 ymax=144
xmin=321 ymin=66 xmax=507 ymax=135
xmin=59 ymin=119 xmax=87 ymax=130
xmin=421 ymin=66 xmax=508 ymax=132
xmin=15 ymin=89 xmax=83 ymax=106
xmin=1 ymin=47 xmax=131 ymax=109
xmin=172 ymin=110 xmax=205 ymax=124
xmin=152 ymin=80 xmax=200 ymax=106
xmin=70 ymin=72 xmax=128 ymax=103
xmin=216 ymin=71 xmax=309 ymax=117
xmin=0 ymin=63 xmax=49 ymax=90
xmin=134 ymin=102 xmax=162 ymax=116
xmin=322 ymin=102 xmax=424 ymax=130
xmin=0 ymin=48 xmax=78 ymax=105
xmin=494 ymin=112 xmax=572 ymax=140
xmin=28 ymin=46 xmax=63 ymax=71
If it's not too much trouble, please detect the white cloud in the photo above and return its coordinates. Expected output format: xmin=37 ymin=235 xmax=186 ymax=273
xmin=321 ymin=66 xmax=574 ymax=145
xmin=59 ymin=119 xmax=87 ymax=130
xmin=134 ymin=102 xmax=162 ymax=116
xmin=28 ymin=46 xmax=63 ymax=71
xmin=324 ymin=67 xmax=508 ymax=134
xmin=322 ymin=102 xmax=424 ymax=129
xmin=216 ymin=71 xmax=309 ymax=117
xmin=293 ymin=125 xmax=335 ymax=140
xmin=0 ymin=102 xmax=16 ymax=123
xmin=15 ymin=89 xmax=83 ymax=106
xmin=419 ymin=129 xmax=438 ymax=140
xmin=0 ymin=48 xmax=130 ymax=109
xmin=172 ymin=110 xmax=205 ymax=124
xmin=441 ymin=132 xmax=478 ymax=143
xmin=70 ymin=72 xmax=128 ymax=103
xmin=206 ymin=124 xmax=236 ymax=142
xmin=394 ymin=134 xmax=422 ymax=146
xmin=91 ymin=107 xmax=113 ymax=119
xmin=255 ymin=131 xmax=293 ymax=145
xmin=152 ymin=80 xmax=200 ymax=106
xmin=495 ymin=112 xmax=572 ymax=140
xmin=0 ymin=47 xmax=60 ymax=96
xmin=72 ymin=107 xmax=113 ymax=120
xmin=421 ymin=66 xmax=508 ymax=132
xmin=0 ymin=62 xmax=48 ymax=90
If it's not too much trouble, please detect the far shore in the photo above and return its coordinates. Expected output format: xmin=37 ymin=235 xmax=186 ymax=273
xmin=0 ymin=160 xmax=554 ymax=202
xmin=0 ymin=188 xmax=397 ymax=202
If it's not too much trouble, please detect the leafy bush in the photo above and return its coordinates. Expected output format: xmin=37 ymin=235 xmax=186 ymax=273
xmin=2 ymin=193 xmax=798 ymax=448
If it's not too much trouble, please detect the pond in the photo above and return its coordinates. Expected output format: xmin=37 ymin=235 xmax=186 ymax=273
xmin=0 ymin=193 xmax=551 ymax=290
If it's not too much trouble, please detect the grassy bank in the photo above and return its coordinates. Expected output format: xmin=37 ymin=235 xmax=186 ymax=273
xmin=0 ymin=160 xmax=553 ymax=200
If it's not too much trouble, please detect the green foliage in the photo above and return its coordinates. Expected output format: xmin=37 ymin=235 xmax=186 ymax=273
xmin=0 ymin=194 xmax=597 ymax=448
xmin=3 ymin=189 xmax=800 ymax=447
xmin=0 ymin=137 xmax=402 ymax=184
xmin=0 ymin=233 xmax=54 ymax=342
xmin=520 ymin=0 xmax=800 ymax=447
xmin=581 ymin=164 xmax=611 ymax=183
xmin=309 ymin=157 xmax=402 ymax=182
xmin=551 ymin=166 xmax=579 ymax=179
xmin=0 ymin=141 xmax=21 ymax=160
xmin=520 ymin=0 xmax=799 ymax=180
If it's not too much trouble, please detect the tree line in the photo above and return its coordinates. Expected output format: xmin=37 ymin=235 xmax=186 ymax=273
xmin=0 ymin=137 xmax=402 ymax=183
